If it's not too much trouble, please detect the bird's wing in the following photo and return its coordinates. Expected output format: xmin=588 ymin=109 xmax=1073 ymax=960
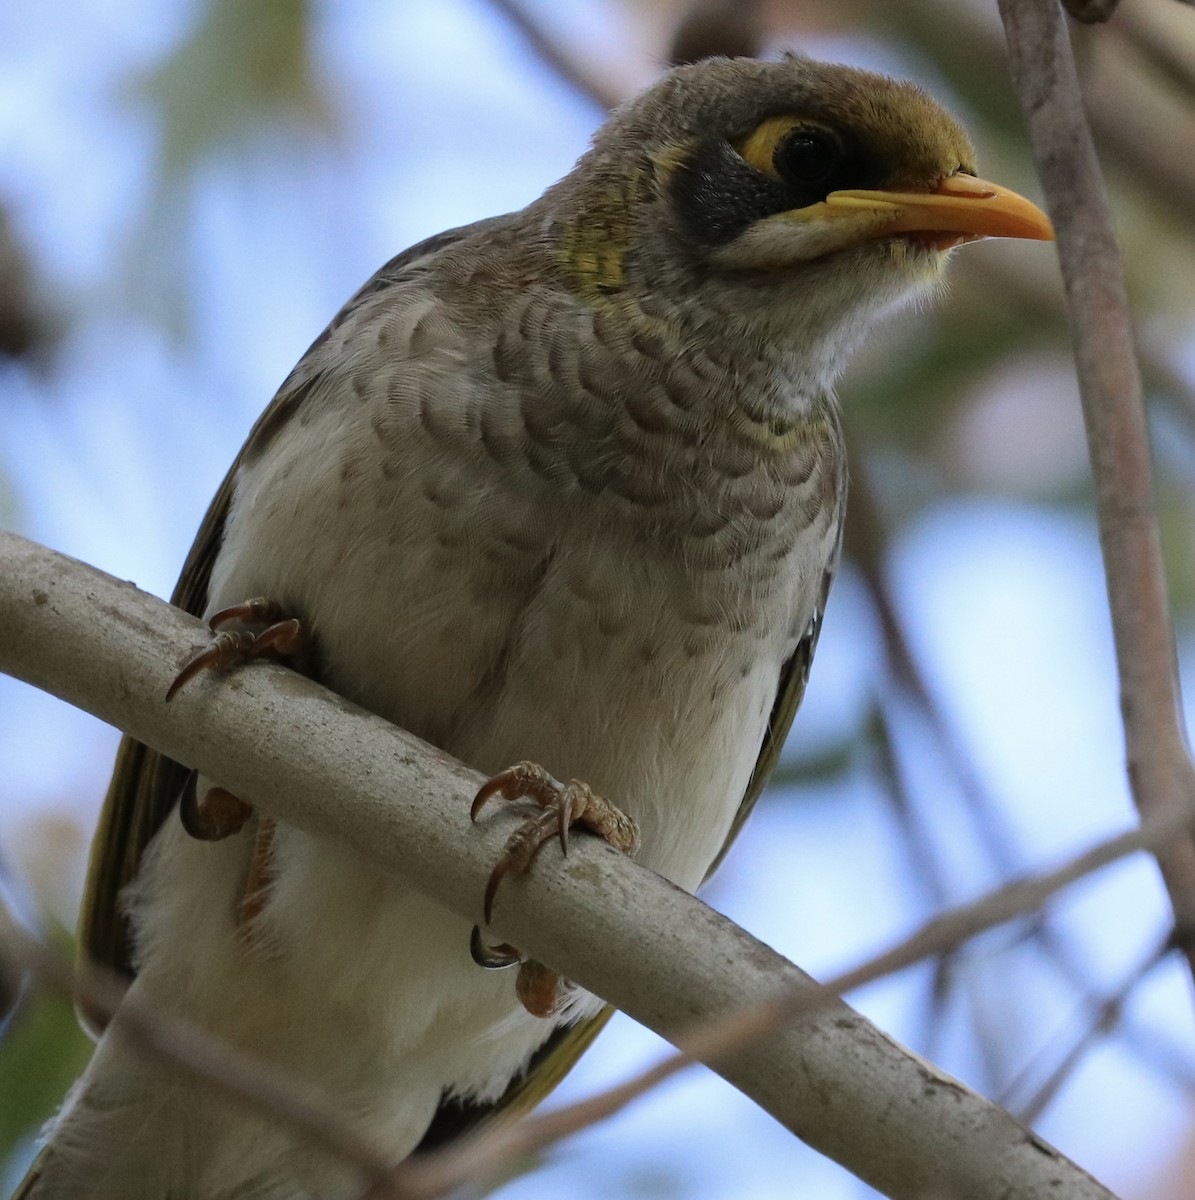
xmin=705 ymin=548 xmax=841 ymax=881
xmin=414 ymin=1009 xmax=615 ymax=1153
xmin=77 ymin=221 xmax=503 ymax=1027
xmin=79 ymin=460 xmax=235 ymax=1014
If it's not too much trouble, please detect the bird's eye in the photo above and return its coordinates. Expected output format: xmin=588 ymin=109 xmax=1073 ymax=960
xmin=773 ymin=128 xmax=842 ymax=189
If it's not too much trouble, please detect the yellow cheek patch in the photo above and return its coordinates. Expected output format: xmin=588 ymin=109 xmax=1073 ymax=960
xmin=557 ymin=168 xmax=654 ymax=301
xmin=558 ymin=185 xmax=633 ymax=297
xmin=650 ymin=141 xmax=694 ymax=179
xmin=736 ymin=114 xmax=810 ymax=178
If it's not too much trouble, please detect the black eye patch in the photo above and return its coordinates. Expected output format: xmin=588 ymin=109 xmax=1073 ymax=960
xmin=668 ymin=139 xmax=794 ymax=246
xmin=667 ymin=124 xmax=884 ymax=249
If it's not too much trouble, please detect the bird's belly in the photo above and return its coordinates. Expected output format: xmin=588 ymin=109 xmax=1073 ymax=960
xmin=445 ymin=554 xmax=792 ymax=890
xmin=161 ymin=401 xmax=813 ymax=1162
xmin=141 ymin=534 xmax=793 ymax=1163
xmin=218 ymin=516 xmax=795 ymax=890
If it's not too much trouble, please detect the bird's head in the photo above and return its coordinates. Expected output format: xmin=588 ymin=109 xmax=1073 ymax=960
xmin=546 ymin=56 xmax=1052 ymax=387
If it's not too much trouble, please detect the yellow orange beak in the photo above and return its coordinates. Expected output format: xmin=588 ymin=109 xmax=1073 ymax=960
xmin=824 ymin=173 xmax=1054 ymax=246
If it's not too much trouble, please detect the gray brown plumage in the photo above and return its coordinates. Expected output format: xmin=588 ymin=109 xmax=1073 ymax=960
xmin=21 ymin=55 xmax=1051 ymax=1199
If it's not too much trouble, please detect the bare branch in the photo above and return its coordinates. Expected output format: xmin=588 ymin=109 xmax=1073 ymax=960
xmin=405 ymin=767 xmax=1188 ymax=1197
xmin=483 ymin=0 xmax=624 ymax=112
xmin=1113 ymin=3 xmax=1195 ymax=104
xmin=1000 ymin=935 xmax=1175 ymax=1124
xmin=997 ymin=0 xmax=1195 ymax=985
xmin=0 ymin=531 xmax=1127 ymax=1199
xmin=667 ymin=0 xmax=766 ymax=66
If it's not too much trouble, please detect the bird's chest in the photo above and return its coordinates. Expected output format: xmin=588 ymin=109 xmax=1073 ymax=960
xmin=452 ymin=509 xmax=826 ymax=886
xmin=211 ymin=363 xmax=839 ymax=885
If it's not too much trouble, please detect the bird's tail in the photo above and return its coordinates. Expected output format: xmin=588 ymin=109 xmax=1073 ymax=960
xmin=11 ymin=1026 xmax=363 ymax=1200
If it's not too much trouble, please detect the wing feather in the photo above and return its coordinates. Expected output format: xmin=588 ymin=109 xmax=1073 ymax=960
xmin=76 ymin=222 xmax=493 ymax=1029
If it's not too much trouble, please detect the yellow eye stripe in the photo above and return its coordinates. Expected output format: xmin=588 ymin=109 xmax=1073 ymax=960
xmin=736 ymin=114 xmax=824 ymax=177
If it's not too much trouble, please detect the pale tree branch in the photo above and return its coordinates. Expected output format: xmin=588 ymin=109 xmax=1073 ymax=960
xmin=406 ymin=787 xmax=1195 ymax=1198
xmin=484 ymin=0 xmax=624 ymax=111
xmin=997 ymin=0 xmax=1195 ymax=984
xmin=0 ymin=530 xmax=1130 ymax=1199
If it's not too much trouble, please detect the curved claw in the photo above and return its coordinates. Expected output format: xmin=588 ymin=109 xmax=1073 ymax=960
xmin=166 ymin=602 xmax=308 ymax=702
xmin=483 ymin=859 xmax=512 ymax=925
xmin=471 ymin=763 xmax=640 ymax=922
xmin=471 ymin=761 xmax=562 ymax=823
xmin=165 ymin=632 xmax=254 ymax=701
xmin=558 ymin=787 xmax=574 ymax=855
xmin=469 ymin=926 xmax=521 ymax=970
xmin=248 ymin=618 xmax=304 ymax=660
xmin=471 ymin=776 xmax=504 ymax=822
xmin=179 ymin=773 xmax=252 ymax=841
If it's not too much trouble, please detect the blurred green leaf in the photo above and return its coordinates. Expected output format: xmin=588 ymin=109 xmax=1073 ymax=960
xmin=1157 ymin=471 xmax=1195 ymax=616
xmin=767 ymin=739 xmax=858 ymax=791
xmin=133 ymin=0 xmax=329 ymax=173
xmin=120 ymin=0 xmax=334 ymax=335
xmin=0 ymin=987 xmax=92 ymax=1165
xmin=848 ymin=295 xmax=1056 ymax=451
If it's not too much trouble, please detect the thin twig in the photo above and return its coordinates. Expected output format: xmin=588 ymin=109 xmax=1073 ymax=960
xmin=1112 ymin=3 xmax=1195 ymax=105
xmin=861 ymin=703 xmax=962 ymax=1064
xmin=667 ymin=0 xmax=766 ymax=66
xmin=849 ymin=446 xmax=1118 ymax=1086
xmin=998 ymin=0 xmax=1195 ymax=987
xmin=1063 ymin=0 xmax=1122 ymax=22
xmin=396 ymin=796 xmax=1185 ymax=1198
xmin=1000 ymin=935 xmax=1175 ymax=1124
xmin=484 ymin=0 xmax=624 ymax=111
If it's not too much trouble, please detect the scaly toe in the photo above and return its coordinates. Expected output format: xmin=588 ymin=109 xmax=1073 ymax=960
xmin=516 ymin=960 xmax=568 ymax=1019
xmin=165 ymin=600 xmax=310 ymax=700
xmin=207 ymin=597 xmax=286 ymax=630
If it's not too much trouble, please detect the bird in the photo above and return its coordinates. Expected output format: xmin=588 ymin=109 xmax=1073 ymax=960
xmin=18 ymin=53 xmax=1052 ymax=1199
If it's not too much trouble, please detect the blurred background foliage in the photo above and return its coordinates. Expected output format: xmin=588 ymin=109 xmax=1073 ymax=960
xmin=2 ymin=1 xmax=1195 ymax=1197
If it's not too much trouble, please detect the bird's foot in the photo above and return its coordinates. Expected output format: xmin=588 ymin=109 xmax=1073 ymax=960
xmin=165 ymin=597 xmax=310 ymax=701
xmin=177 ymin=773 xmax=279 ymax=947
xmin=177 ymin=773 xmax=279 ymax=948
xmin=172 ymin=597 xmax=307 ymax=841
xmin=471 ymin=761 xmax=641 ymax=922
xmin=179 ymin=774 xmax=253 ymax=841
xmin=469 ymin=927 xmax=571 ymax=1018
xmin=469 ymin=761 xmax=640 ymax=1018
xmin=168 ymin=599 xmax=306 ymax=951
